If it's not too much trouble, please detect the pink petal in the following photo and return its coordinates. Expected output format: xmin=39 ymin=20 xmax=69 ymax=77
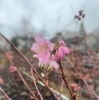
xmin=50 ymin=61 xmax=59 ymax=69
xmin=31 ymin=43 xmax=41 ymax=53
xmin=40 ymin=49 xmax=50 ymax=58
xmin=55 ymin=50 xmax=63 ymax=61
xmin=34 ymin=35 xmax=44 ymax=44
xmin=39 ymin=57 xmax=49 ymax=64
xmin=40 ymin=50 xmax=50 ymax=63
xmin=34 ymin=50 xmax=51 ymax=64
xmin=61 ymin=47 xmax=69 ymax=55
xmin=59 ymin=40 xmax=66 ymax=46
xmin=44 ymin=39 xmax=54 ymax=51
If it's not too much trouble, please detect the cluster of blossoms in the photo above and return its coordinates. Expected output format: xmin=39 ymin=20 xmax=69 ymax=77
xmin=31 ymin=36 xmax=69 ymax=70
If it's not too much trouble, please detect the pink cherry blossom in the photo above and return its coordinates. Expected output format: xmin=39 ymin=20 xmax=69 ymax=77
xmin=55 ymin=40 xmax=69 ymax=61
xmin=55 ymin=50 xmax=63 ymax=61
xmin=58 ymin=40 xmax=69 ymax=55
xmin=48 ymin=55 xmax=59 ymax=69
xmin=38 ymin=55 xmax=59 ymax=69
xmin=31 ymin=35 xmax=54 ymax=64
xmin=34 ymin=52 xmax=50 ymax=64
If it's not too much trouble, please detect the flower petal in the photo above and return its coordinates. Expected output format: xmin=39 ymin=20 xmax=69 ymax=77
xmin=39 ymin=57 xmax=49 ymax=64
xmin=40 ymin=50 xmax=50 ymax=64
xmin=61 ymin=47 xmax=69 ymax=55
xmin=50 ymin=61 xmax=59 ymax=69
xmin=31 ymin=43 xmax=41 ymax=53
xmin=59 ymin=40 xmax=66 ymax=46
xmin=34 ymin=35 xmax=44 ymax=44
xmin=44 ymin=39 xmax=54 ymax=51
xmin=55 ymin=50 xmax=63 ymax=60
xmin=34 ymin=50 xmax=51 ymax=64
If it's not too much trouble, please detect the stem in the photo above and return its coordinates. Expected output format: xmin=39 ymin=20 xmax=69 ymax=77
xmin=17 ymin=70 xmax=38 ymax=100
xmin=67 ymin=58 xmax=99 ymax=100
xmin=59 ymin=61 xmax=75 ymax=100
xmin=0 ymin=86 xmax=11 ymax=100
xmin=0 ymin=34 xmax=59 ymax=100
xmin=31 ymin=68 xmax=44 ymax=100
xmin=4 ymin=50 xmax=38 ymax=99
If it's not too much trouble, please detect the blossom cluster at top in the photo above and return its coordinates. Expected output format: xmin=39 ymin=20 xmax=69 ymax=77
xmin=31 ymin=36 xmax=69 ymax=70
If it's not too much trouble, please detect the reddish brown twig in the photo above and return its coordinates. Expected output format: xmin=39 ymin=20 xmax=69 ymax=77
xmin=3 ymin=50 xmax=37 ymax=99
xmin=0 ymin=34 xmax=59 ymax=100
xmin=59 ymin=61 xmax=75 ymax=100
xmin=16 ymin=69 xmax=38 ymax=100
xmin=66 ymin=58 xmax=99 ymax=100
xmin=0 ymin=86 xmax=11 ymax=100
xmin=31 ymin=68 xmax=44 ymax=100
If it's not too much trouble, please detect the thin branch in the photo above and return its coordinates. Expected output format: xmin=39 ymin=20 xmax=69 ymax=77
xmin=66 ymin=58 xmax=99 ymax=100
xmin=3 ymin=50 xmax=37 ymax=99
xmin=0 ymin=34 xmax=59 ymax=100
xmin=31 ymin=68 xmax=44 ymax=100
xmin=0 ymin=86 xmax=11 ymax=100
xmin=59 ymin=61 xmax=75 ymax=100
xmin=16 ymin=69 xmax=38 ymax=100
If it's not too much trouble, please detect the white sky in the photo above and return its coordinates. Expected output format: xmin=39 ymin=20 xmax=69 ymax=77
xmin=0 ymin=0 xmax=99 ymax=39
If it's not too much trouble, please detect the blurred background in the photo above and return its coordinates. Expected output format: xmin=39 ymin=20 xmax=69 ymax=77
xmin=1 ymin=0 xmax=99 ymax=100
xmin=0 ymin=0 xmax=99 ymax=50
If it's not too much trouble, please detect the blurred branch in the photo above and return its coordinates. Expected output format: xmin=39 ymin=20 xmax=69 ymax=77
xmin=66 ymin=58 xmax=99 ymax=100
xmin=0 ymin=33 xmax=59 ymax=100
xmin=59 ymin=61 xmax=75 ymax=100
xmin=0 ymin=86 xmax=11 ymax=100
xmin=31 ymin=68 xmax=44 ymax=100
xmin=16 ymin=69 xmax=38 ymax=100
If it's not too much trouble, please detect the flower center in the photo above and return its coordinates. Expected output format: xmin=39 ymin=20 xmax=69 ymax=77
xmin=40 ymin=44 xmax=47 ymax=53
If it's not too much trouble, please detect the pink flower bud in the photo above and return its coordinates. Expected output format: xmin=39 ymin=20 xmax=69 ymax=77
xmin=9 ymin=66 xmax=17 ymax=73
